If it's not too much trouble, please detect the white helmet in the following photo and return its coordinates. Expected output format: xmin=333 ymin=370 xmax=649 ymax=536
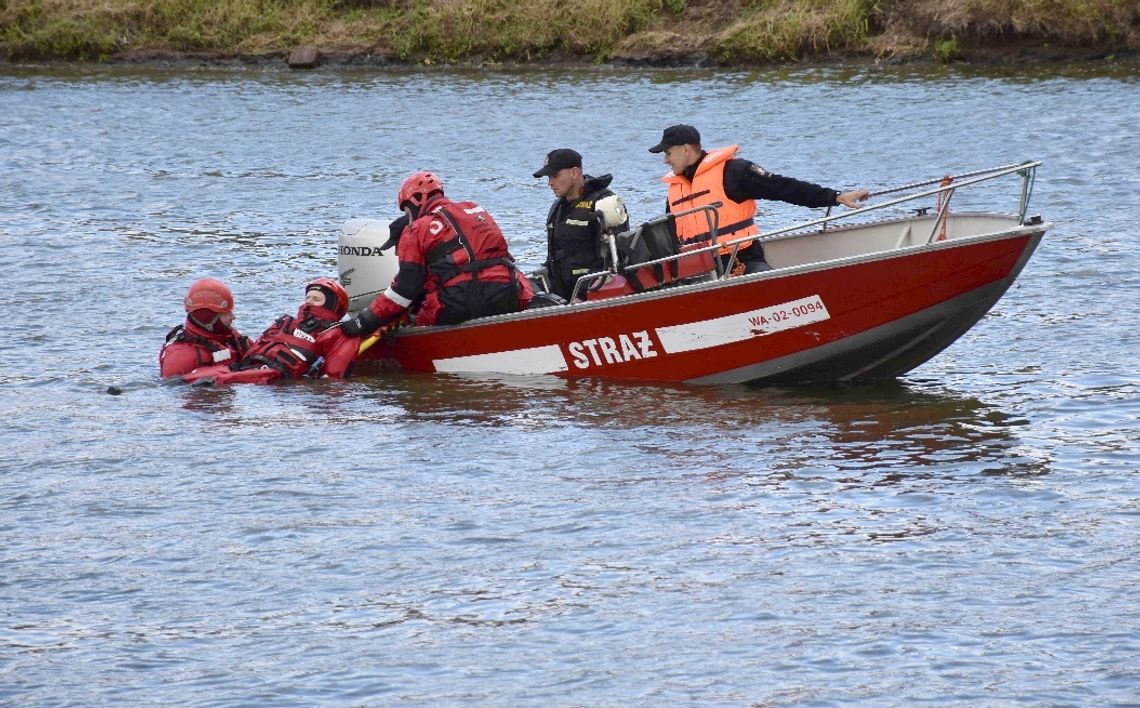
xmin=595 ymin=194 xmax=628 ymax=232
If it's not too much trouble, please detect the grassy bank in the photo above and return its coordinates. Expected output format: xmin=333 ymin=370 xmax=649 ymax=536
xmin=2 ymin=0 xmax=1137 ymax=65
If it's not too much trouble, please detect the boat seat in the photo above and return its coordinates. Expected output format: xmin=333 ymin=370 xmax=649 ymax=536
xmin=586 ymin=216 xmax=717 ymax=301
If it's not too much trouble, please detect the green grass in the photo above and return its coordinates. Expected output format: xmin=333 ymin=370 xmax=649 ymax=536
xmin=379 ymin=0 xmax=665 ymax=61
xmin=934 ymin=37 xmax=960 ymax=63
xmin=1 ymin=0 xmax=1136 ymax=62
xmin=715 ymin=0 xmax=876 ymax=62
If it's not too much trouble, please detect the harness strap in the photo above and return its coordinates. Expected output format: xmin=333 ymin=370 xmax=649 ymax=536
xmin=166 ymin=324 xmax=234 ymax=367
xmin=431 ymin=209 xmax=521 ymax=301
xmin=681 ymin=217 xmax=756 ymax=245
xmin=425 ymin=236 xmax=465 ymax=266
xmin=670 ymin=189 xmax=713 ymax=208
xmin=433 ymin=208 xmax=477 ymax=274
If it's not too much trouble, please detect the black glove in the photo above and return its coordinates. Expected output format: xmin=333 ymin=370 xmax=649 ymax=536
xmin=379 ymin=213 xmax=409 ymax=253
xmin=341 ymin=307 xmax=384 ymax=337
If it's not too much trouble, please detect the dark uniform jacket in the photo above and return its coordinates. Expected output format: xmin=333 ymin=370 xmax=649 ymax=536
xmin=544 ymin=174 xmax=629 ymax=300
xmin=671 ymin=156 xmax=840 ymax=210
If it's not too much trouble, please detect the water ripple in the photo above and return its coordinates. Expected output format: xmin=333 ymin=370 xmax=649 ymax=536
xmin=2 ymin=63 xmax=1138 ymax=706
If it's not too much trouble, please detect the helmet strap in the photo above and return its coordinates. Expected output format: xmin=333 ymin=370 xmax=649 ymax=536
xmin=189 ymin=311 xmax=222 ymax=332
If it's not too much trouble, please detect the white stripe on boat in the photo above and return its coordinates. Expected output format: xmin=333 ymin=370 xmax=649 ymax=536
xmin=434 ymin=344 xmax=568 ymax=374
xmin=656 ymin=295 xmax=832 ymax=354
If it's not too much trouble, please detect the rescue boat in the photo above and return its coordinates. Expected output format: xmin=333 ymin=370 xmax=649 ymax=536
xmin=337 ymin=162 xmax=1049 ymax=385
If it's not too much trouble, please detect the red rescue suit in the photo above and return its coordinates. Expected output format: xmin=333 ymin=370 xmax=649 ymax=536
xmin=183 ymin=305 xmax=352 ymax=385
xmin=235 ymin=303 xmax=345 ymax=378
xmin=160 ymin=317 xmax=251 ymax=378
xmin=365 ymin=195 xmax=533 ymax=327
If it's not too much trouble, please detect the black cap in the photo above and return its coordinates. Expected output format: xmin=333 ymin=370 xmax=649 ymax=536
xmin=533 ymin=148 xmax=582 ymax=178
xmin=379 ymin=213 xmax=410 ymax=252
xmin=648 ymin=124 xmax=701 ymax=153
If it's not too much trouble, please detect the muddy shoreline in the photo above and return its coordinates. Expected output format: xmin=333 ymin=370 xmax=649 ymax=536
xmin=6 ymin=43 xmax=1136 ymax=72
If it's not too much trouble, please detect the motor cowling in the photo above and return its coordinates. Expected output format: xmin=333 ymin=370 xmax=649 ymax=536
xmin=338 ymin=218 xmax=401 ymax=315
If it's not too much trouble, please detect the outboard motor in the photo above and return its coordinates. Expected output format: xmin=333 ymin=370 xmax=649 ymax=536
xmin=338 ymin=218 xmax=400 ymax=315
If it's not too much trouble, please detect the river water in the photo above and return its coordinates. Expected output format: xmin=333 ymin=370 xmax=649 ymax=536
xmin=2 ymin=61 xmax=1138 ymax=705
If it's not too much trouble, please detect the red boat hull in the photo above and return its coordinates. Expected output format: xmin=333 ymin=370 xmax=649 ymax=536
xmin=355 ymin=226 xmax=1044 ymax=385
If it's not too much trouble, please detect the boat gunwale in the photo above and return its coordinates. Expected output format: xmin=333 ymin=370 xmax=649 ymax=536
xmin=589 ymin=160 xmax=1043 ymax=278
xmin=382 ymin=214 xmax=1051 ymax=338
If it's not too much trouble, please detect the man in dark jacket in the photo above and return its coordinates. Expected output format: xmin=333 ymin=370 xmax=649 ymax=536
xmin=534 ymin=148 xmax=630 ymax=300
xmin=649 ymin=124 xmax=870 ymax=274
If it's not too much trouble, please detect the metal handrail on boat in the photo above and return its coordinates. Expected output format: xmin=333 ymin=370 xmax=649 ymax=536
xmin=606 ymin=161 xmax=1044 ymax=291
xmin=814 ymin=164 xmax=1029 ymax=233
xmin=569 ymin=202 xmax=724 ymax=303
xmin=560 ymin=161 xmax=1041 ymax=304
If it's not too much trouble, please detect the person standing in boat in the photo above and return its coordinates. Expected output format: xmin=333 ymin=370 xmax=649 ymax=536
xmin=160 ymin=278 xmax=252 ymax=378
xmin=649 ymin=124 xmax=871 ymax=274
xmin=532 ymin=148 xmax=630 ymax=300
xmin=339 ymin=171 xmax=534 ymax=338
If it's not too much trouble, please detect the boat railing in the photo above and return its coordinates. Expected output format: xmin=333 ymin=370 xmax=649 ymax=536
xmin=563 ymin=161 xmax=1041 ymax=302
xmin=569 ymin=202 xmax=724 ymax=303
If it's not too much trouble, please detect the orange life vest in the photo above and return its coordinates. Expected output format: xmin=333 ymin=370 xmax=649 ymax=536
xmin=663 ymin=145 xmax=759 ymax=255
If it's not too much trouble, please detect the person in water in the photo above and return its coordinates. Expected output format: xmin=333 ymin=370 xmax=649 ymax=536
xmin=532 ymin=148 xmax=630 ymax=301
xmin=182 ymin=277 xmax=357 ymax=384
xmin=649 ymin=124 xmax=871 ymax=273
xmin=230 ymin=277 xmax=352 ymax=378
xmin=340 ymin=170 xmax=533 ymax=337
xmin=160 ymin=278 xmax=252 ymax=378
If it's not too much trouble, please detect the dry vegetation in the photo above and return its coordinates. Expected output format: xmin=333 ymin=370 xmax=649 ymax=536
xmin=2 ymin=0 xmax=1137 ymax=64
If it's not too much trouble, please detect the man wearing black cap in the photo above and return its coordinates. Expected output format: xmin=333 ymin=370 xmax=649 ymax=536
xmin=533 ymin=148 xmax=629 ymax=300
xmin=649 ymin=124 xmax=870 ymax=274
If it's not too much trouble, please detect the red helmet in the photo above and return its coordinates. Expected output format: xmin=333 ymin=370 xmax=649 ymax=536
xmin=397 ymin=171 xmax=444 ymax=214
xmin=183 ymin=278 xmax=234 ymax=315
xmin=305 ymin=277 xmax=349 ymax=319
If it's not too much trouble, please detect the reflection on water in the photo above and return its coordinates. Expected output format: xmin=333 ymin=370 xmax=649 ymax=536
xmin=247 ymin=372 xmax=1050 ymax=478
xmin=769 ymin=381 xmax=1051 ymax=478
